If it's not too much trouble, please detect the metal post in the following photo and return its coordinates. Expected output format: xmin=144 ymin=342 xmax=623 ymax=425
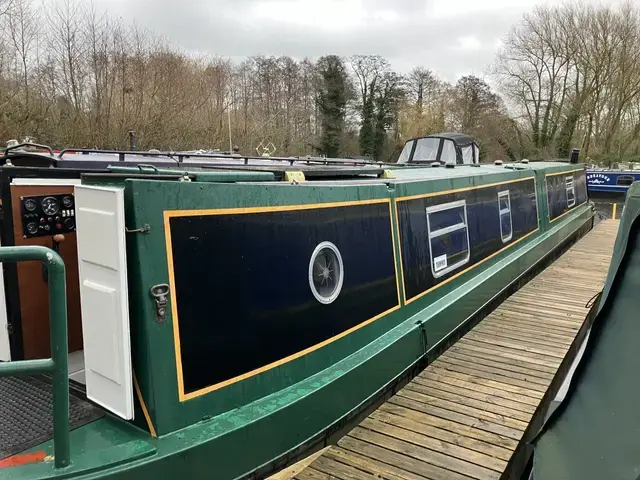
xmin=129 ymin=131 xmax=136 ymax=151
xmin=0 ymin=246 xmax=69 ymax=468
xmin=228 ymin=106 xmax=233 ymax=154
xmin=47 ymin=249 xmax=69 ymax=468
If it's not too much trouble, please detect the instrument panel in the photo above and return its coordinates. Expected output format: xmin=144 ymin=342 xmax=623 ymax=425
xmin=20 ymin=193 xmax=76 ymax=238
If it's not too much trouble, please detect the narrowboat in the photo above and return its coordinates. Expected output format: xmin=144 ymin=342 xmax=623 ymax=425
xmin=0 ymin=142 xmax=594 ymax=479
xmin=531 ymin=182 xmax=640 ymax=479
xmin=586 ymin=166 xmax=640 ymax=194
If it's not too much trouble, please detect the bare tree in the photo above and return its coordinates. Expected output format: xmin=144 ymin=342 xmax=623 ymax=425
xmin=7 ymin=0 xmax=37 ymax=108
xmin=350 ymin=54 xmax=389 ymax=108
xmin=406 ymin=67 xmax=438 ymax=111
xmin=0 ymin=0 xmax=13 ymax=16
xmin=493 ymin=5 xmax=573 ymax=151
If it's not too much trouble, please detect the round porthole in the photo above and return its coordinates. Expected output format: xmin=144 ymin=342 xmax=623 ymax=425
xmin=308 ymin=241 xmax=344 ymax=304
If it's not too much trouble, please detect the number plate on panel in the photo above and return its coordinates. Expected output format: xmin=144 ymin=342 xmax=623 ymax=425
xmin=433 ymin=254 xmax=448 ymax=272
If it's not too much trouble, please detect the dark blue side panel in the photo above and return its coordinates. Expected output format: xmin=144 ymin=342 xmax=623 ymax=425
xmin=397 ymin=178 xmax=538 ymax=302
xmin=168 ymin=202 xmax=399 ymax=394
xmin=587 ymin=170 xmax=640 ymax=193
xmin=547 ymin=169 xmax=588 ymax=222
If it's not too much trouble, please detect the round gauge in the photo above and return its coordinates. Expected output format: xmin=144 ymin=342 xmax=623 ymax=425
xmin=26 ymin=222 xmax=38 ymax=235
xmin=41 ymin=196 xmax=59 ymax=216
xmin=63 ymin=218 xmax=75 ymax=230
xmin=62 ymin=196 xmax=73 ymax=208
xmin=24 ymin=198 xmax=37 ymax=212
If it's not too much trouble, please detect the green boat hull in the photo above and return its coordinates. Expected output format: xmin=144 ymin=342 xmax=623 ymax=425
xmin=0 ymin=162 xmax=594 ymax=480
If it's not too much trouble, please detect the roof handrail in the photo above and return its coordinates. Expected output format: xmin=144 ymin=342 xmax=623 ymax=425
xmin=56 ymin=148 xmax=402 ymax=168
xmin=3 ymin=142 xmax=54 ymax=157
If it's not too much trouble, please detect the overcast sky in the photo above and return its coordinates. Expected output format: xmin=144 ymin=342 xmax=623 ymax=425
xmin=85 ymin=0 xmax=620 ymax=83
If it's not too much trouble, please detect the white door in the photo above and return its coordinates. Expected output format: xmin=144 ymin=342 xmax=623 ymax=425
xmin=74 ymin=185 xmax=133 ymax=420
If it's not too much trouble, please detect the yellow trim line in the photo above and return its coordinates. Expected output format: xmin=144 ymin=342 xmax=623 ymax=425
xmin=549 ymin=200 xmax=588 ymax=224
xmin=403 ymin=228 xmax=539 ymax=305
xmin=164 ymin=198 xmax=401 ymax=402
xmin=133 ymin=373 xmax=157 ymax=438
xmin=163 ymin=198 xmax=389 ymax=218
xmin=395 ymin=176 xmax=534 ymax=203
xmin=395 ymin=176 xmax=538 ymax=305
xmin=165 ymin=172 xmax=581 ymax=401
xmin=545 ymin=168 xmax=585 ymax=177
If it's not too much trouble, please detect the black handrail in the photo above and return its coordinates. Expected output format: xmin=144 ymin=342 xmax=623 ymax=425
xmin=56 ymin=148 xmax=394 ymax=168
xmin=3 ymin=143 xmax=54 ymax=156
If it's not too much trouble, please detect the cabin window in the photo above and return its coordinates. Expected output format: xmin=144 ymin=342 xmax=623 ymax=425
xmin=413 ymin=137 xmax=440 ymax=162
xmin=440 ymin=139 xmax=457 ymax=164
xmin=566 ymin=175 xmax=576 ymax=208
xmin=617 ymin=175 xmax=635 ymax=186
xmin=397 ymin=140 xmax=414 ymax=163
xmin=308 ymin=241 xmax=344 ymax=304
xmin=426 ymin=200 xmax=470 ymax=278
xmin=498 ymin=190 xmax=513 ymax=243
xmin=461 ymin=145 xmax=474 ymax=165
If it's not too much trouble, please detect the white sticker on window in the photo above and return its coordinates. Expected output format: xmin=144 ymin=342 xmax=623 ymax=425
xmin=433 ymin=254 xmax=448 ymax=272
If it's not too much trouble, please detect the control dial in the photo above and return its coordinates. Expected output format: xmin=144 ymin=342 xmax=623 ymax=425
xmin=24 ymin=199 xmax=37 ymax=212
xmin=41 ymin=196 xmax=59 ymax=216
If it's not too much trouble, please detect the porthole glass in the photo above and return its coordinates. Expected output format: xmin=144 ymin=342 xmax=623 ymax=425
xmin=308 ymin=241 xmax=344 ymax=304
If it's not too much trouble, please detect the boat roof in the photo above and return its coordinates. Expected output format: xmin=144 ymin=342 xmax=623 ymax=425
xmin=0 ymin=144 xmax=388 ymax=179
xmin=0 ymin=143 xmax=576 ymax=184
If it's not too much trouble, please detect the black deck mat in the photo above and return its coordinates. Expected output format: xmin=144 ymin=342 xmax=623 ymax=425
xmin=0 ymin=376 xmax=104 ymax=459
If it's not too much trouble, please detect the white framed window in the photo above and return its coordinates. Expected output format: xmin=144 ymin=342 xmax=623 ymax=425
xmin=426 ymin=200 xmax=470 ymax=278
xmin=566 ymin=175 xmax=576 ymax=208
xmin=498 ymin=190 xmax=513 ymax=243
xmin=397 ymin=140 xmax=414 ymax=163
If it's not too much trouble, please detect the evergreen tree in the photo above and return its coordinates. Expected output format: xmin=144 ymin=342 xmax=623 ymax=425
xmin=372 ymin=73 xmax=404 ymax=161
xmin=316 ymin=55 xmax=349 ymax=158
xmin=359 ymin=81 xmax=376 ymax=157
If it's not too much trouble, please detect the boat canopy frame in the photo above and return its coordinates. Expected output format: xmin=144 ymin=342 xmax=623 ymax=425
xmin=398 ymin=132 xmax=480 ymax=165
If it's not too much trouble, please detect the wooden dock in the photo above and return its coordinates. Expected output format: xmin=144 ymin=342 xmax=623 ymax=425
xmin=274 ymin=219 xmax=619 ymax=480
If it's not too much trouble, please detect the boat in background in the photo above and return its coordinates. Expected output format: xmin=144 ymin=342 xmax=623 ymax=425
xmin=586 ymin=164 xmax=640 ymax=195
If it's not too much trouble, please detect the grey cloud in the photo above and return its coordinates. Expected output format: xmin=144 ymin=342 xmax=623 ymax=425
xmin=90 ymin=0 xmax=525 ymax=82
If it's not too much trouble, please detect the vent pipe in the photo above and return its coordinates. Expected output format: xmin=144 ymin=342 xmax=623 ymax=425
xmin=570 ymin=148 xmax=580 ymax=164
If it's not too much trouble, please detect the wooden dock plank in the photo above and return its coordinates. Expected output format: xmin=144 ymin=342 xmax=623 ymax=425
xmin=281 ymin=220 xmax=618 ymax=480
xmin=324 ymin=447 xmax=430 ymax=480
xmin=379 ymin=402 xmax=519 ymax=449
xmin=338 ymin=436 xmax=472 ymax=480
xmin=387 ymin=394 xmax=524 ymax=440
xmin=349 ymin=426 xmax=501 ymax=480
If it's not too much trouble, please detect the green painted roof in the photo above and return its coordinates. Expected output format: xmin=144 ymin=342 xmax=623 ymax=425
xmin=387 ymin=161 xmax=572 ymax=180
xmin=100 ymin=161 xmax=581 ymax=188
